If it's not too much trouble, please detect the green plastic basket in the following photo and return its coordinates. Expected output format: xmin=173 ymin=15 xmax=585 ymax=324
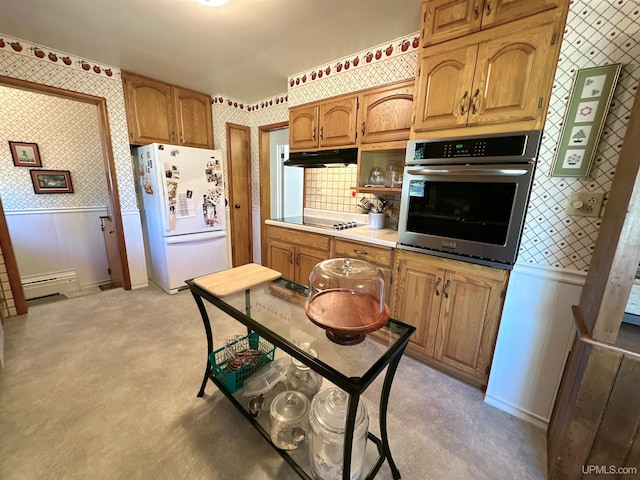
xmin=209 ymin=332 xmax=275 ymax=393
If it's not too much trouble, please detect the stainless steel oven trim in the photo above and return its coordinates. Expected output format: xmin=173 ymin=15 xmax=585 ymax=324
xmin=405 ymin=129 xmax=542 ymax=166
xmin=397 ymin=161 xmax=536 ymax=267
xmin=407 ymin=166 xmax=530 ymax=176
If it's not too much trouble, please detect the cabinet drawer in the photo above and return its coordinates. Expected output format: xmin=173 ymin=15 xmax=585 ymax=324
xmin=333 ymin=239 xmax=393 ymax=267
xmin=267 ymin=226 xmax=331 ymax=251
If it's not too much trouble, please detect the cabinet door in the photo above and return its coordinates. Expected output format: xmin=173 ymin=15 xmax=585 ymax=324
xmin=468 ymin=20 xmax=555 ymax=126
xmin=423 ymin=0 xmax=482 ymax=46
xmin=391 ymin=252 xmax=444 ymax=355
xmin=289 ymin=105 xmax=319 ymax=150
xmin=296 ymin=245 xmax=328 ymax=286
xmin=413 ymin=42 xmax=478 ymax=132
xmin=433 ymin=267 xmax=507 ymax=381
xmin=268 ymin=239 xmax=295 ymax=281
xmin=481 ymin=0 xmax=561 ymax=29
xmin=172 ymin=86 xmax=214 ymax=149
xmin=319 ymin=96 xmax=358 ymax=148
xmin=122 ymin=72 xmax=176 ymax=145
xmin=360 ymin=81 xmax=414 ymax=144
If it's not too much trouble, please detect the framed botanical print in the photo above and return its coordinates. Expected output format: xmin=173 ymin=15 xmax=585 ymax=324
xmin=9 ymin=141 xmax=42 ymax=167
xmin=550 ymin=64 xmax=622 ymax=177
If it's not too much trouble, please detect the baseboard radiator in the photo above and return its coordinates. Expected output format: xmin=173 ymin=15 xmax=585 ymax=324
xmin=22 ymin=270 xmax=78 ymax=300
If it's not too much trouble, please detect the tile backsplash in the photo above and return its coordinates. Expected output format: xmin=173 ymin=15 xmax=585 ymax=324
xmin=304 ymin=167 xmax=401 ymax=218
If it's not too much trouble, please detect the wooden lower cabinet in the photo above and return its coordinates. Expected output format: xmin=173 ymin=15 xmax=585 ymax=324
xmin=390 ymin=249 xmax=509 ymax=388
xmin=265 ymin=225 xmax=330 ymax=286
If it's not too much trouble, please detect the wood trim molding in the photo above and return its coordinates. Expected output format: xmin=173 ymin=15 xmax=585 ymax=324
xmin=258 ymin=121 xmax=288 ymax=266
xmin=0 ymin=74 xmax=132 ymax=301
xmin=573 ymin=305 xmax=640 ymax=361
xmin=0 ymin=197 xmax=27 ymax=316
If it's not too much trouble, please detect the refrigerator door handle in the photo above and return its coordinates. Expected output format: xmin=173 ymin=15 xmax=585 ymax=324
xmin=165 ymin=231 xmax=226 ymax=245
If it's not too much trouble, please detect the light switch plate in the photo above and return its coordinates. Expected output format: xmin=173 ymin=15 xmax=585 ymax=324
xmin=566 ymin=191 xmax=605 ymax=217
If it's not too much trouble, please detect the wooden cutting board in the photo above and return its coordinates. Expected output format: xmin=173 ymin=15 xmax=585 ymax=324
xmin=193 ymin=263 xmax=281 ymax=297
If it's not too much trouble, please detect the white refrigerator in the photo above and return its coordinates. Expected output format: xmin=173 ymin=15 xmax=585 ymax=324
xmin=137 ymin=143 xmax=229 ymax=294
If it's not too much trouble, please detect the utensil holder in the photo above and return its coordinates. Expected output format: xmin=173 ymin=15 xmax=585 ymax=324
xmin=368 ymin=212 xmax=385 ymax=230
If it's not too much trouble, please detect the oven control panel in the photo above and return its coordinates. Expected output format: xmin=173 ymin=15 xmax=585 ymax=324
xmin=407 ymin=130 xmax=542 ymax=164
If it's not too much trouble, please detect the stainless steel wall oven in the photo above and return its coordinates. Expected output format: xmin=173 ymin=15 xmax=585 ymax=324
xmin=398 ymin=130 xmax=542 ymax=268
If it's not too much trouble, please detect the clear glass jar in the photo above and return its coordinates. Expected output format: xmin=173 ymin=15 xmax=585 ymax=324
xmin=368 ymin=167 xmax=384 ymax=186
xmin=269 ymin=390 xmax=309 ymax=450
xmin=308 ymin=387 xmax=369 ymax=480
xmin=286 ymin=342 xmax=323 ymax=400
xmin=384 ymin=165 xmax=403 ymax=188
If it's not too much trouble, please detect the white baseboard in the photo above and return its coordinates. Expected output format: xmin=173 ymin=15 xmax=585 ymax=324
xmin=484 ymin=394 xmax=549 ymax=431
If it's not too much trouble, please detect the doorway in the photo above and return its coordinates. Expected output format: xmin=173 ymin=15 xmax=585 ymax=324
xmin=226 ymin=123 xmax=253 ymax=267
xmin=258 ymin=121 xmax=289 ymax=264
xmin=269 ymin=128 xmax=302 ymax=219
xmin=0 ymin=75 xmax=131 ymax=315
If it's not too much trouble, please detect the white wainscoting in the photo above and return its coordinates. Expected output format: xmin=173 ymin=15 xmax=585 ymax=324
xmin=485 ymin=263 xmax=586 ymax=429
xmin=121 ymin=209 xmax=148 ymax=290
xmin=6 ymin=207 xmax=111 ymax=296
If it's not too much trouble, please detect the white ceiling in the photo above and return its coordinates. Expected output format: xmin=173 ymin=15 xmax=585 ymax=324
xmin=0 ymin=0 xmax=422 ymax=103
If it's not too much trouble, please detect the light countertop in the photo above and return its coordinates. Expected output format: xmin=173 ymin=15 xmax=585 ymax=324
xmin=265 ymin=219 xmax=398 ymax=248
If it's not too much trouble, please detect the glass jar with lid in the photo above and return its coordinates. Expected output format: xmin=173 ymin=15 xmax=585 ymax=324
xmin=308 ymin=387 xmax=369 ymax=480
xmin=286 ymin=342 xmax=323 ymax=400
xmin=384 ymin=164 xmax=403 ymax=188
xmin=269 ymin=390 xmax=310 ymax=450
xmin=368 ymin=167 xmax=384 ymax=186
xmin=305 ymin=258 xmax=389 ymax=345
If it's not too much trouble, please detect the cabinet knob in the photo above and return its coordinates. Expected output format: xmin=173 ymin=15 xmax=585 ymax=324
xmin=435 ymin=277 xmax=442 ymax=296
xmin=485 ymin=0 xmax=491 ymax=16
xmin=320 ymin=126 xmax=324 ymax=140
xmin=361 ymin=122 xmax=366 ymax=136
xmin=353 ymin=249 xmax=368 ymax=256
xmin=234 ymin=204 xmax=241 ymax=209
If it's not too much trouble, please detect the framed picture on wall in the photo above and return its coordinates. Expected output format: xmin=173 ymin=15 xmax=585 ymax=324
xmin=9 ymin=141 xmax=42 ymax=167
xmin=30 ymin=169 xmax=74 ymax=194
xmin=550 ymin=63 xmax=622 ymax=177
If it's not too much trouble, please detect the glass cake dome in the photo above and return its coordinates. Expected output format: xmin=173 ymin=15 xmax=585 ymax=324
xmin=305 ymin=258 xmax=389 ymax=345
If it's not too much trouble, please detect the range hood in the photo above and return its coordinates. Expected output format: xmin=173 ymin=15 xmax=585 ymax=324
xmin=284 ymin=148 xmax=358 ymax=168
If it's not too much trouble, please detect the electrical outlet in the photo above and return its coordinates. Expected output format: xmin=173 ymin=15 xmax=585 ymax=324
xmin=566 ymin=191 xmax=605 ymax=217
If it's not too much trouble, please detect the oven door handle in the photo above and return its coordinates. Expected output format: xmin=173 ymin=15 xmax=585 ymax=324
xmin=407 ymin=167 xmax=530 ymax=176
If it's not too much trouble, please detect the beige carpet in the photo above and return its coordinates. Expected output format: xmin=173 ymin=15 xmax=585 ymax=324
xmin=0 ymin=284 xmax=547 ymax=479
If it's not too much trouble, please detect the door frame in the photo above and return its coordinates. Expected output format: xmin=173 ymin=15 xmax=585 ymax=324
xmin=258 ymin=121 xmax=288 ymax=264
xmin=0 ymin=75 xmax=132 ymax=315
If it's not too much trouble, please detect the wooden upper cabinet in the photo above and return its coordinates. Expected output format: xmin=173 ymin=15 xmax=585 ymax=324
xmin=122 ymin=71 xmax=176 ymax=145
xmin=422 ymin=0 xmax=562 ymax=46
xmin=289 ymin=95 xmax=358 ymax=151
xmin=359 ymin=80 xmax=415 ymax=144
xmin=414 ymin=42 xmax=478 ymax=131
xmin=122 ymin=71 xmax=213 ymax=148
xmin=172 ymin=86 xmax=214 ymax=149
xmin=318 ymin=95 xmax=358 ymax=148
xmin=481 ymin=0 xmax=563 ymax=29
xmin=469 ymin=20 xmax=555 ymax=126
xmin=413 ymin=12 xmax=560 ymax=133
xmin=290 ymin=104 xmax=319 ymax=150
